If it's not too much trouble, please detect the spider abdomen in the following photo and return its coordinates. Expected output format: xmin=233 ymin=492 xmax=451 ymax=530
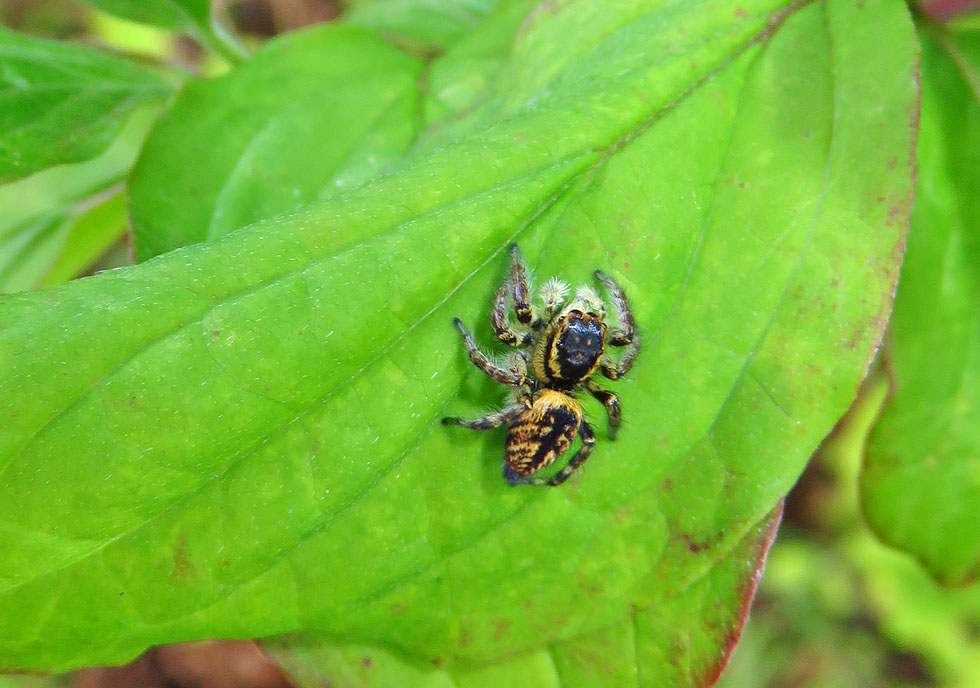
xmin=503 ymin=390 xmax=583 ymax=485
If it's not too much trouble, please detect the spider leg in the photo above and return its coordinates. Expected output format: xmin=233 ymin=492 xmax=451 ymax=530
xmin=584 ymin=379 xmax=621 ymax=440
xmin=453 ymin=318 xmax=524 ymax=386
xmin=592 ymin=270 xmax=639 ymax=380
xmin=507 ymin=351 xmax=535 ymax=404
xmin=599 ymin=346 xmax=638 ymax=380
xmin=546 ymin=418 xmax=596 ymax=486
xmin=594 ymin=270 xmax=636 ymax=346
xmin=491 ymin=283 xmax=533 ymax=346
xmin=442 ymin=401 xmax=529 ymax=430
xmin=509 ymin=244 xmax=535 ymax=325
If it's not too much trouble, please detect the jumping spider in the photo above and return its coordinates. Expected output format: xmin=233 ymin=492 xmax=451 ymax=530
xmin=443 ymin=244 xmax=639 ymax=486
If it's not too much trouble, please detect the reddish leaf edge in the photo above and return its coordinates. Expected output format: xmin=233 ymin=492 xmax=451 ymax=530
xmin=919 ymin=0 xmax=980 ymax=23
xmin=700 ymin=501 xmax=784 ymax=687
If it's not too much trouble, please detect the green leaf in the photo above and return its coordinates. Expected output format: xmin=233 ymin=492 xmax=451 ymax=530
xmin=129 ymin=24 xmax=423 ymax=260
xmin=344 ymin=0 xmax=498 ymax=52
xmin=419 ymin=0 xmax=540 ymax=126
xmin=273 ymin=506 xmax=781 ymax=687
xmin=0 ymin=676 xmax=64 ymax=688
xmin=79 ymin=0 xmax=247 ymax=63
xmin=0 ymin=106 xmax=156 ymax=293
xmin=35 ymin=191 xmax=128 ymax=287
xmin=82 ymin=0 xmax=210 ymax=31
xmin=0 ymin=194 xmax=126 ymax=294
xmin=862 ymin=27 xmax=980 ymax=586
xmin=0 ymin=28 xmax=174 ymax=182
xmin=0 ymin=0 xmax=916 ymax=674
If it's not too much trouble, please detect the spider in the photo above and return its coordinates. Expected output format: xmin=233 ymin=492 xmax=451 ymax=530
xmin=442 ymin=244 xmax=639 ymax=486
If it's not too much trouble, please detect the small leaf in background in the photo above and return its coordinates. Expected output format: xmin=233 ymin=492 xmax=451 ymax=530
xmin=862 ymin=27 xmax=980 ymax=587
xmin=81 ymin=0 xmax=211 ymax=31
xmin=34 ymin=191 xmax=128 ymax=287
xmin=0 ymin=28 xmax=174 ymax=182
xmin=0 ymin=676 xmax=63 ymax=688
xmin=128 ymin=24 xmax=422 ymax=260
xmin=79 ymin=0 xmax=247 ymax=62
xmin=343 ymin=0 xmax=498 ymax=52
xmin=273 ymin=506 xmax=781 ymax=688
xmin=0 ymin=105 xmax=157 ymax=292
xmin=0 ymin=0 xmax=916 ymax=677
xmin=417 ymin=0 xmax=540 ymax=127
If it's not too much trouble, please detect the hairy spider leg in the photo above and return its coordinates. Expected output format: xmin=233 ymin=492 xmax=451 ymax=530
xmin=453 ymin=317 xmax=525 ymax=386
xmin=507 ymin=350 xmax=535 ymax=405
xmin=594 ymin=269 xmax=636 ymax=345
xmin=509 ymin=244 xmax=534 ymax=325
xmin=594 ymin=270 xmax=639 ymax=380
xmin=491 ymin=283 xmax=533 ymax=346
xmin=584 ymin=378 xmax=621 ymax=440
xmin=599 ymin=346 xmax=639 ymax=380
xmin=442 ymin=402 xmax=530 ymax=430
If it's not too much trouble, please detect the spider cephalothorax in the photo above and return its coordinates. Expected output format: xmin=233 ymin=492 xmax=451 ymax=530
xmin=443 ymin=244 xmax=639 ymax=486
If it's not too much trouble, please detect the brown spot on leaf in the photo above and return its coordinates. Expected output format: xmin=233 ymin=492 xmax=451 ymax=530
xmin=492 ymin=619 xmax=512 ymax=640
xmin=172 ymin=535 xmax=195 ymax=581
xmin=886 ymin=202 xmax=904 ymax=226
xmin=681 ymin=534 xmax=711 ymax=554
xmin=362 ymin=656 xmax=372 ymax=668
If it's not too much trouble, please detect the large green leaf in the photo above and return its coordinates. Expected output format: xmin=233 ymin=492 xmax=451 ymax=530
xmin=0 ymin=0 xmax=915 ymax=675
xmin=0 ymin=28 xmax=174 ymax=182
xmin=862 ymin=27 xmax=980 ymax=586
xmin=129 ymin=24 xmax=422 ymax=260
xmin=274 ymin=506 xmax=781 ymax=687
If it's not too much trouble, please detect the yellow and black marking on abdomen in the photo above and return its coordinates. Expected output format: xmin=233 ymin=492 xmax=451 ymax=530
xmin=503 ymin=390 xmax=582 ymax=484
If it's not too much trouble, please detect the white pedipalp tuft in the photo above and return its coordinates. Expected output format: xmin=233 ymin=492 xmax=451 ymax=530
xmin=540 ymin=277 xmax=570 ymax=311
